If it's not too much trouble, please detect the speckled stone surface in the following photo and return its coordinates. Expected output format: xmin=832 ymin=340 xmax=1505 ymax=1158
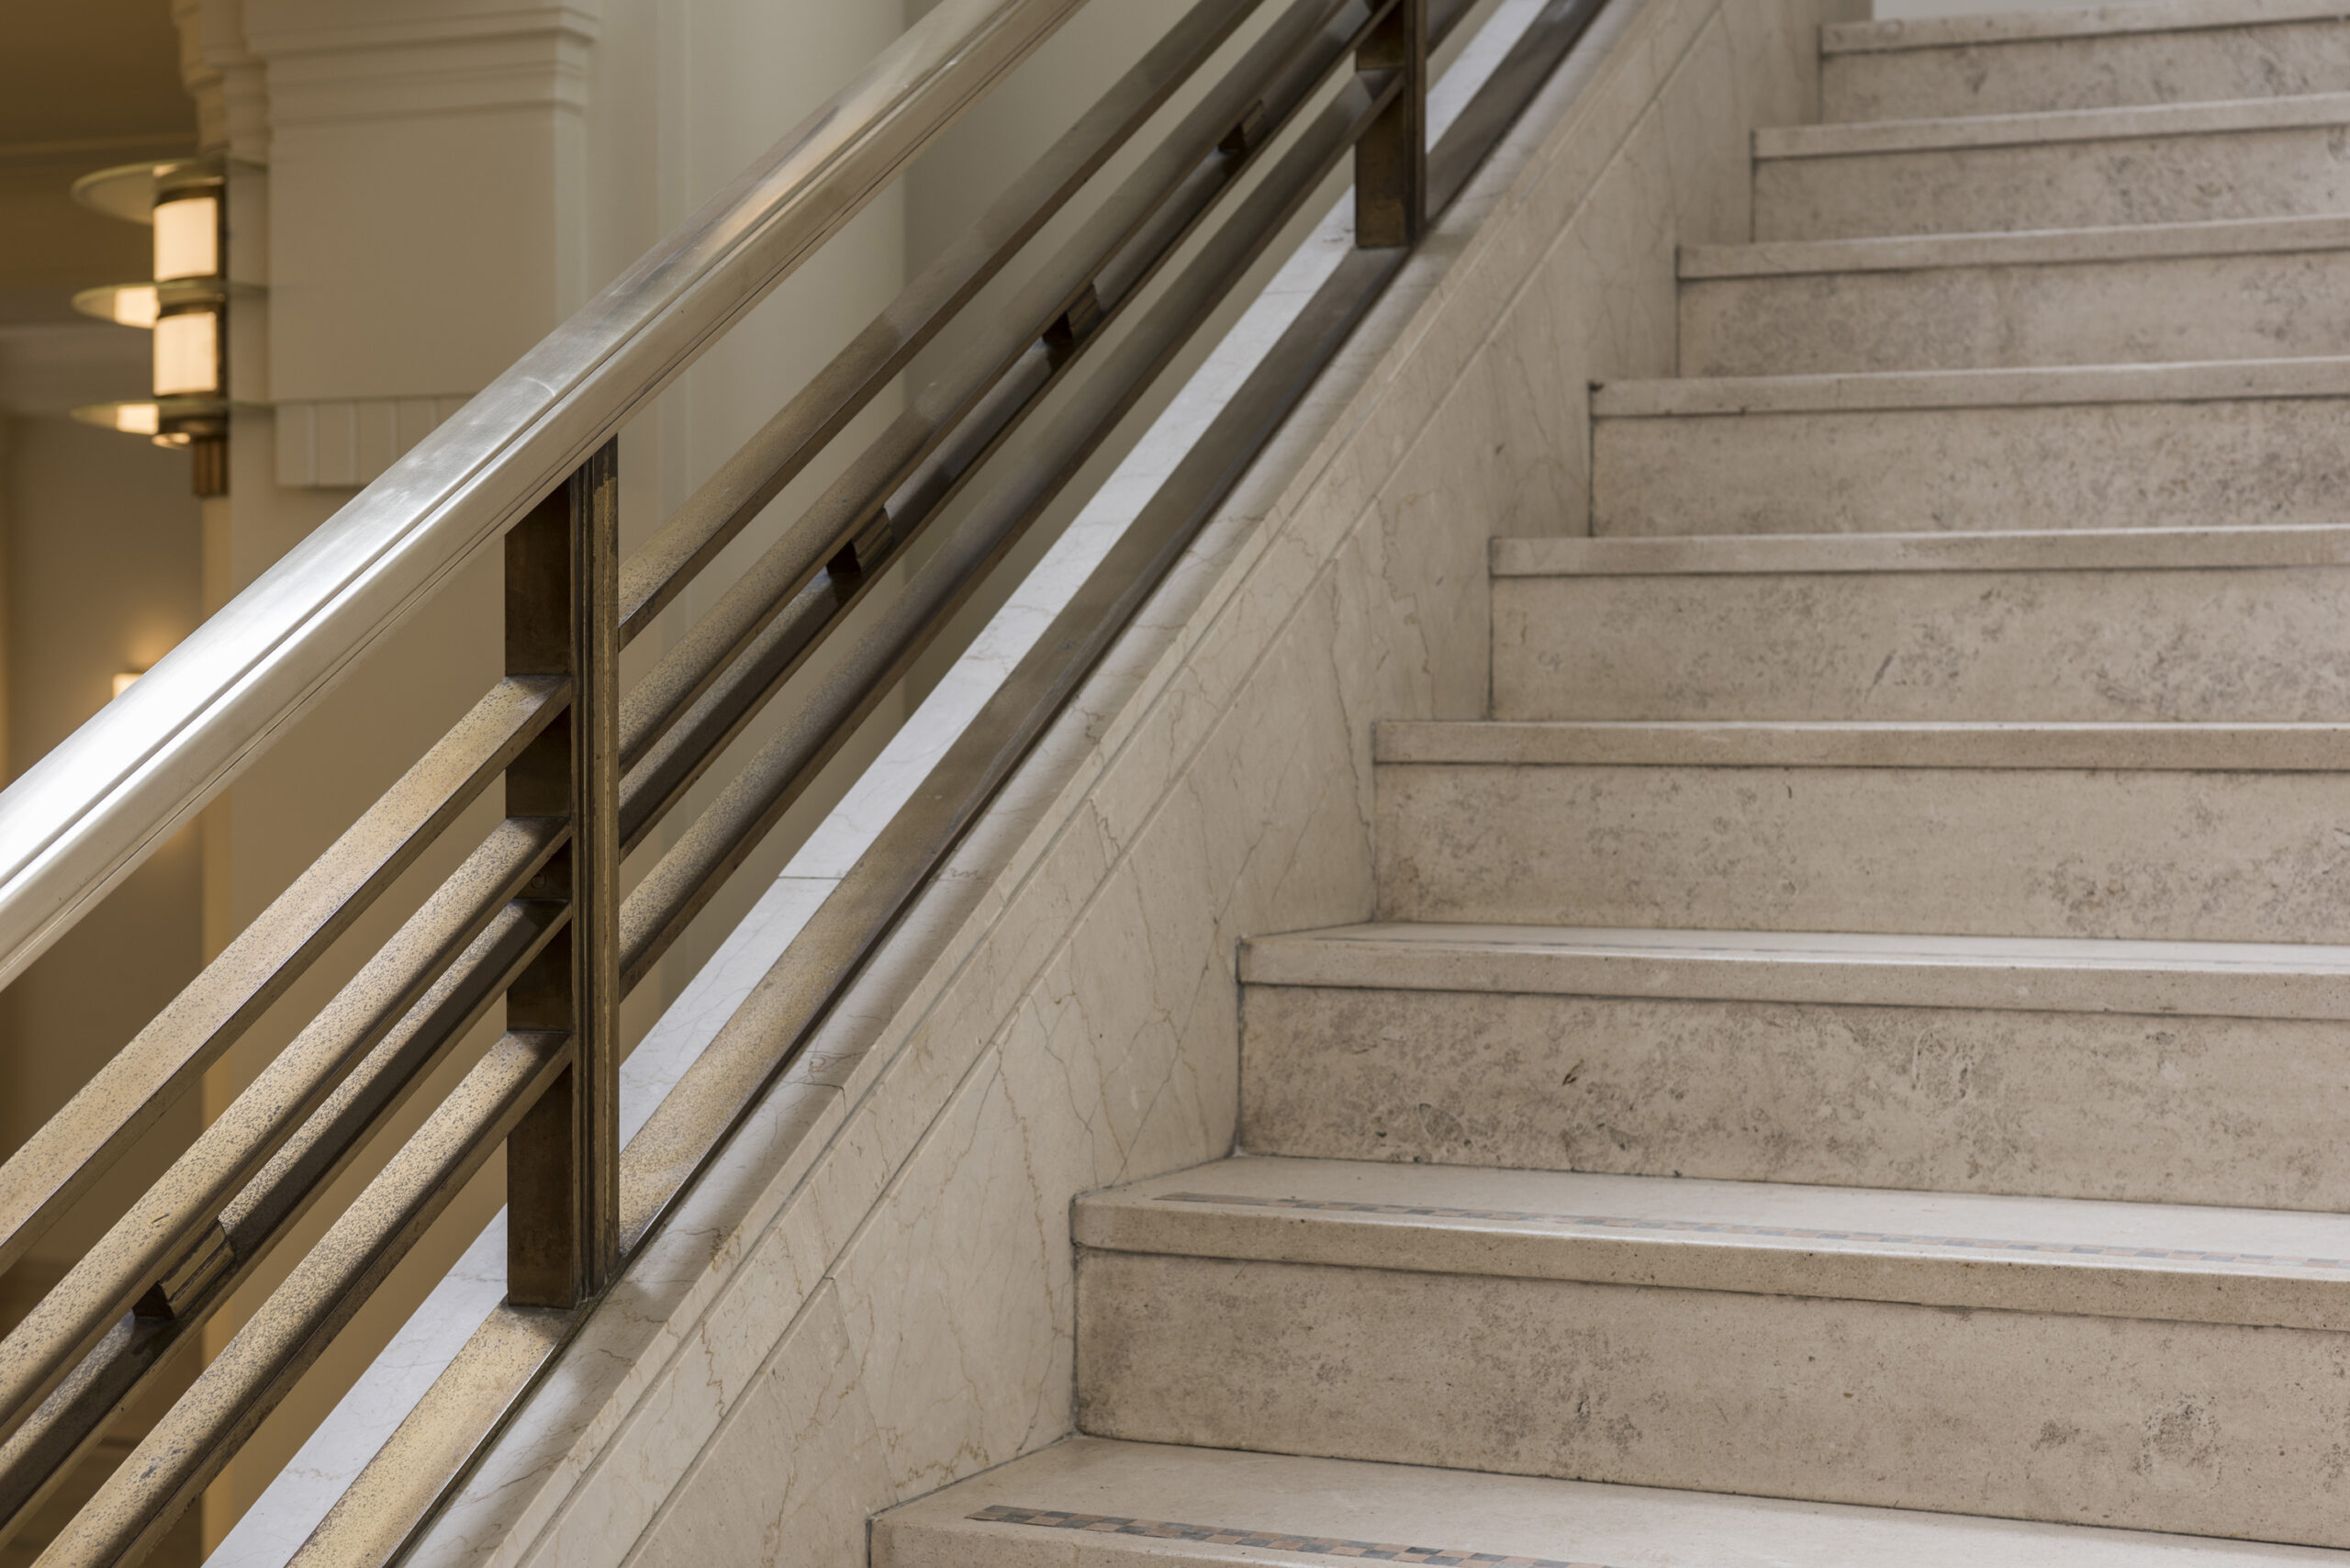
xmin=879 ymin=1438 xmax=2350 ymax=1568
xmin=1492 ymin=554 xmax=2350 ymax=721
xmin=1595 ymin=395 xmax=2350 ymax=535
xmin=1823 ymin=17 xmax=2350 ymax=122
xmin=1076 ymin=1248 xmax=2350 ymax=1546
xmin=1240 ymin=980 xmax=2350 ymax=1207
xmin=1679 ymin=240 xmax=2350 ymax=375
xmin=1754 ymin=108 xmax=2350 ymax=240
xmin=1373 ymin=733 xmax=2350 ymax=942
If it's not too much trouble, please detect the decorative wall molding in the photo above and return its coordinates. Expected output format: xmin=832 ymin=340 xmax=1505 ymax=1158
xmin=245 ymin=5 xmax=600 ymax=124
xmin=274 ymin=394 xmax=474 ymax=488
xmin=173 ymin=0 xmax=270 ymax=162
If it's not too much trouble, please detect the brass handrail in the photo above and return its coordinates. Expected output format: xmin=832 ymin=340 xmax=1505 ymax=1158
xmin=0 ymin=0 xmax=1610 ymax=1556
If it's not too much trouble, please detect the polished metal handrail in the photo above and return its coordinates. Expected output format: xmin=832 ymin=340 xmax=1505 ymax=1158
xmin=0 ymin=0 xmax=1610 ymax=1557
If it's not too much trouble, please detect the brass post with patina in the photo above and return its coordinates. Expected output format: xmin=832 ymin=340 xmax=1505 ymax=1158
xmin=503 ymin=439 xmax=621 ymax=1307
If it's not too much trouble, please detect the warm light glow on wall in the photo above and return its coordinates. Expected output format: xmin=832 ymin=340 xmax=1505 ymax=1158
xmin=112 ymin=672 xmax=145 ymax=700
xmin=151 ymin=194 xmax=219 ymax=281
xmin=152 ymin=311 xmax=220 ymax=397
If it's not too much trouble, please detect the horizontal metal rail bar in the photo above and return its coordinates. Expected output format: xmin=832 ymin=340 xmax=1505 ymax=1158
xmin=0 ymin=818 xmax=564 ymax=1461
xmin=0 ymin=677 xmax=561 ymax=1283
xmin=0 ymin=0 xmax=1086 ymax=999
xmin=0 ymin=898 xmax=566 ymax=1548
xmin=612 ymin=0 xmax=1270 ymax=649
xmin=616 ymin=66 xmax=1402 ymax=992
xmin=614 ymin=0 xmax=1375 ymax=782
xmin=40 ymin=1029 xmax=572 ymax=1568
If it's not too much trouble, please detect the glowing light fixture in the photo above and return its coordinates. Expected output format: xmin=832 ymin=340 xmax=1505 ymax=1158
xmin=66 ymin=158 xmax=248 ymax=497
xmin=151 ymin=193 xmax=219 ymax=281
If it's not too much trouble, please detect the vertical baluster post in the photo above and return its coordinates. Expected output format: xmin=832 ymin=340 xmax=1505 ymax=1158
xmin=504 ymin=439 xmax=621 ymax=1307
xmin=1354 ymin=0 xmax=1427 ymax=248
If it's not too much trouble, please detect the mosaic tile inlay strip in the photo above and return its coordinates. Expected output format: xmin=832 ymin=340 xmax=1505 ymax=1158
xmin=968 ymin=1505 xmax=1616 ymax=1567
xmin=1153 ymin=1193 xmax=2350 ymax=1273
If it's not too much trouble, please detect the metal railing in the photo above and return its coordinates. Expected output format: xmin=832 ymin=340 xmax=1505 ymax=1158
xmin=0 ymin=0 xmax=1606 ymax=1560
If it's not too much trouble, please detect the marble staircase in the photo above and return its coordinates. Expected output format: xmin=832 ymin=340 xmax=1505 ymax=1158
xmin=877 ymin=3 xmax=2350 ymax=1562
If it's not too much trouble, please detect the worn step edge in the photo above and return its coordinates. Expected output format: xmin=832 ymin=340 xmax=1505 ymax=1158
xmin=1237 ymin=922 xmax=2350 ymax=1020
xmin=1592 ymin=356 xmax=2350 ymax=419
xmin=1490 ymin=524 xmax=2350 ymax=577
xmin=1757 ymin=88 xmax=2350 ymax=161
xmin=1373 ymin=720 xmax=2350 ymax=770
xmin=875 ymin=1437 xmax=2349 ymax=1568
xmin=1077 ymin=1157 xmax=2350 ymax=1331
xmin=1824 ymin=0 xmax=2350 ymax=56
xmin=1681 ymin=214 xmax=2350 ymax=280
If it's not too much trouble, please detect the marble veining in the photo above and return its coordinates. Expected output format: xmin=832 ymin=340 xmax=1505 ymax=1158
xmin=967 ymin=1505 xmax=1617 ymax=1568
xmin=1149 ymin=1193 xmax=2350 ymax=1272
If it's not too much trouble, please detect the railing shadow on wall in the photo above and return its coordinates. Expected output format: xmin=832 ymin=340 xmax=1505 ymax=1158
xmin=0 ymin=0 xmax=1605 ymax=1560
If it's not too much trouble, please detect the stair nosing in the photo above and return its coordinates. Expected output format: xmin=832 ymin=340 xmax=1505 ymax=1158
xmin=1372 ymin=719 xmax=2350 ymax=771
xmin=879 ymin=1437 xmax=2350 ymax=1568
xmin=1077 ymin=1157 xmax=2350 ymax=1332
xmin=1592 ymin=356 xmax=2350 ymax=419
xmin=1756 ymin=90 xmax=2350 ymax=162
xmin=1823 ymin=0 xmax=2350 ymax=56
xmin=1680 ymin=214 xmax=2350 ymax=280
xmin=1490 ymin=524 xmax=2350 ymax=577
xmin=1238 ymin=922 xmax=2350 ymax=1020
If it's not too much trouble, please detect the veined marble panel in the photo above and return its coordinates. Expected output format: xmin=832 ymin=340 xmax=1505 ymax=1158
xmin=1755 ymin=105 xmax=2350 ymax=240
xmin=1593 ymin=395 xmax=2350 ymax=535
xmin=1374 ymin=746 xmax=2350 ymax=942
xmin=1076 ymin=1250 xmax=2350 ymax=1545
xmin=1241 ymin=982 xmax=2350 ymax=1207
xmin=1492 ymin=558 xmax=2350 ymax=721
xmin=1823 ymin=17 xmax=2350 ymax=122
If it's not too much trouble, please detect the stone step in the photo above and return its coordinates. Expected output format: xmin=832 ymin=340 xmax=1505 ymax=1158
xmin=1679 ymin=217 xmax=2350 ymax=376
xmin=1238 ymin=922 xmax=2350 ymax=1208
xmin=1822 ymin=1 xmax=2350 ymax=123
xmin=1491 ymin=526 xmax=2350 ymax=722
xmin=1753 ymin=93 xmax=2350 ymax=241
xmin=1591 ymin=358 xmax=2350 ymax=536
xmin=874 ymin=1436 xmax=2350 ymax=1568
xmin=1372 ymin=721 xmax=2350 ymax=942
xmin=1073 ymin=1157 xmax=2350 ymax=1545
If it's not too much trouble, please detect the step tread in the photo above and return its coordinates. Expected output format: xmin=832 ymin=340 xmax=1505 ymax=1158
xmin=1078 ymin=1156 xmax=2350 ymax=1330
xmin=1240 ymin=921 xmax=2350 ymax=1018
xmin=877 ymin=1437 xmax=2350 ymax=1568
xmin=1682 ymin=213 xmax=2350 ymax=279
xmin=1373 ymin=719 xmax=2350 ymax=769
xmin=1824 ymin=0 xmax=2350 ymax=58
xmin=1491 ymin=523 xmax=2350 ymax=577
xmin=1594 ymin=354 xmax=2350 ymax=418
xmin=1757 ymin=88 xmax=2350 ymax=162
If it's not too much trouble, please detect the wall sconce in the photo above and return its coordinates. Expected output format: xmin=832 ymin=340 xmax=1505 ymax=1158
xmin=67 ymin=158 xmax=256 ymax=498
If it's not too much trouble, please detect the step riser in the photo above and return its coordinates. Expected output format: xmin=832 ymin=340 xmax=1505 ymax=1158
xmin=1492 ymin=567 xmax=2350 ymax=722
xmin=1239 ymin=983 xmax=2350 ymax=1208
xmin=1755 ymin=127 xmax=2350 ymax=241
xmin=1823 ymin=25 xmax=2350 ymax=123
xmin=1076 ymin=1251 xmax=2350 ymax=1547
xmin=1375 ymin=762 xmax=2350 ymax=942
xmin=1594 ymin=398 xmax=2350 ymax=535
xmin=1680 ymin=249 xmax=2350 ymax=377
